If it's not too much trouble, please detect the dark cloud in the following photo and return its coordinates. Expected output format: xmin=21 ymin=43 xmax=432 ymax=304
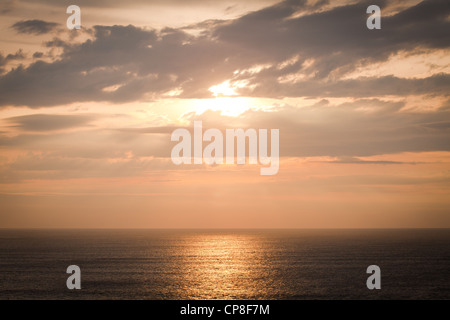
xmin=11 ymin=19 xmax=59 ymax=35
xmin=215 ymin=0 xmax=450 ymax=86
xmin=32 ymin=52 xmax=44 ymax=59
xmin=0 ymin=50 xmax=26 ymax=66
xmin=0 ymin=50 xmax=26 ymax=74
xmin=239 ymin=74 xmax=450 ymax=98
xmin=19 ymin=0 xmax=275 ymax=9
xmin=5 ymin=49 xmax=26 ymax=61
xmin=5 ymin=114 xmax=98 ymax=131
xmin=0 ymin=0 xmax=449 ymax=107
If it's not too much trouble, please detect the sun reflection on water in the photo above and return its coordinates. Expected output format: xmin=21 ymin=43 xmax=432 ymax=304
xmin=171 ymin=232 xmax=279 ymax=299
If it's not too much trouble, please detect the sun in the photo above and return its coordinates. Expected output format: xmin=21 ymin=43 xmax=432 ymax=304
xmin=176 ymin=80 xmax=272 ymax=117
xmin=189 ymin=80 xmax=253 ymax=116
xmin=194 ymin=97 xmax=255 ymax=117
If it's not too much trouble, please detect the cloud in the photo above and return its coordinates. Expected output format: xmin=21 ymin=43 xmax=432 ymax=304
xmin=5 ymin=49 xmax=26 ymax=61
xmin=32 ymin=52 xmax=44 ymax=59
xmin=19 ymin=0 xmax=277 ymax=9
xmin=0 ymin=50 xmax=26 ymax=74
xmin=326 ymin=156 xmax=407 ymax=164
xmin=1 ymin=98 xmax=449 ymax=160
xmin=0 ymin=153 xmax=177 ymax=182
xmin=115 ymin=126 xmax=183 ymax=134
xmin=0 ymin=50 xmax=26 ymax=66
xmin=11 ymin=19 xmax=59 ymax=35
xmin=5 ymin=114 xmax=98 ymax=131
xmin=239 ymin=74 xmax=450 ymax=98
xmin=181 ymin=100 xmax=450 ymax=157
xmin=0 ymin=124 xmax=172 ymax=159
xmin=0 ymin=0 xmax=15 ymax=14
xmin=0 ymin=0 xmax=448 ymax=107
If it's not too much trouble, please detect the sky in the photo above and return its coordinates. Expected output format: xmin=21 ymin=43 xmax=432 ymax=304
xmin=0 ymin=0 xmax=449 ymax=228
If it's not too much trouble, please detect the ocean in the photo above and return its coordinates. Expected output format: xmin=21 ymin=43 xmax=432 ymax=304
xmin=0 ymin=229 xmax=449 ymax=300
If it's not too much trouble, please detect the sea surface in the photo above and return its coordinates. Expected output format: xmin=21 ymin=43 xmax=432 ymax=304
xmin=0 ymin=229 xmax=449 ymax=299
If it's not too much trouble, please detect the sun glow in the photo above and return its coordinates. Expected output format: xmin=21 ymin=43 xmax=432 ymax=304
xmin=190 ymin=97 xmax=256 ymax=117
xmin=209 ymin=81 xmax=238 ymax=97
xmin=192 ymin=80 xmax=270 ymax=116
